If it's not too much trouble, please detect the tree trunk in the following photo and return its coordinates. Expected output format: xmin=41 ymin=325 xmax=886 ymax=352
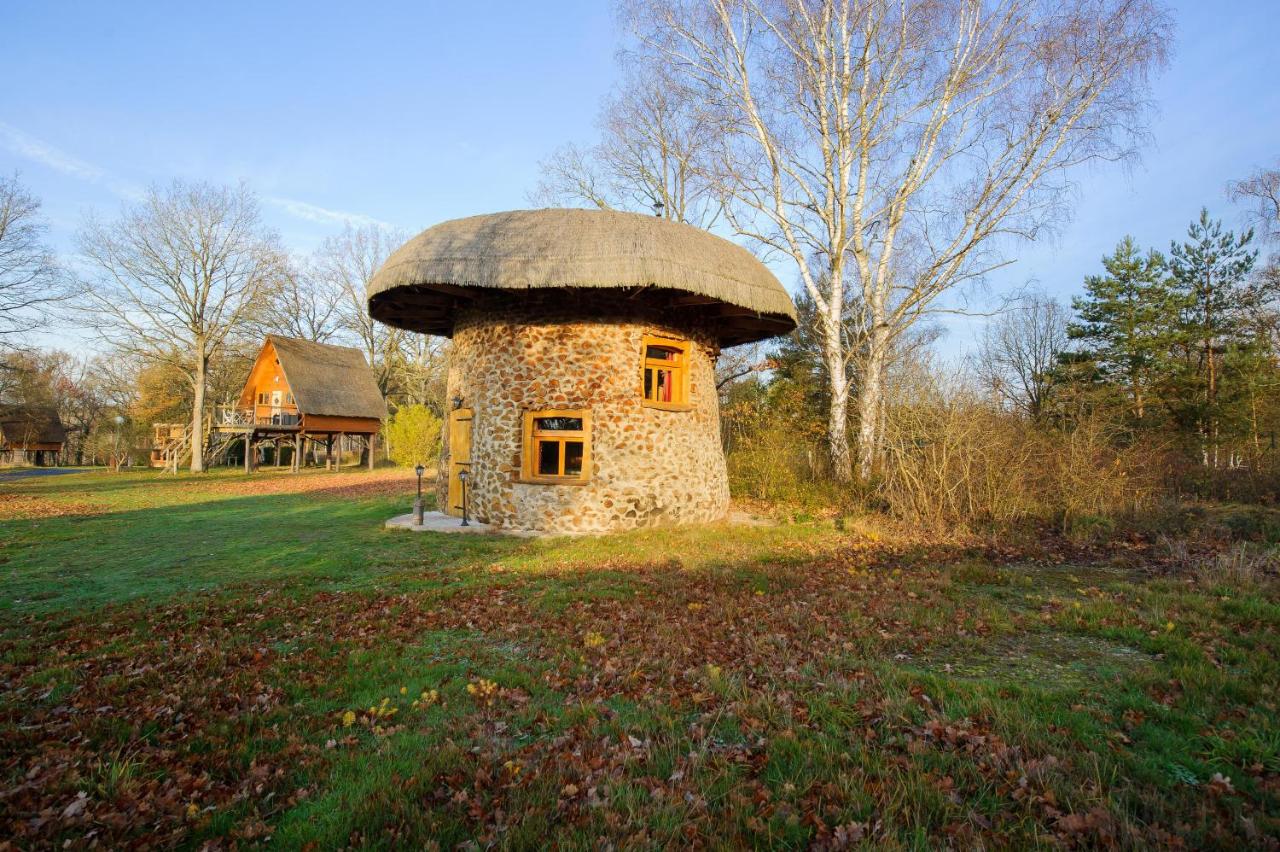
xmin=823 ymin=327 xmax=853 ymax=483
xmin=191 ymin=354 xmax=207 ymax=472
xmin=1204 ymin=274 xmax=1218 ymax=468
xmin=855 ymin=328 xmax=889 ymax=483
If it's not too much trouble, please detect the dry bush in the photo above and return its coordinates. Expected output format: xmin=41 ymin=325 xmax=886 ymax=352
xmin=878 ymin=396 xmax=1036 ymax=529
xmin=723 ymin=388 xmax=856 ymax=513
xmin=877 ymin=374 xmax=1164 ymax=534
xmin=1195 ymin=542 xmax=1280 ymax=590
xmin=1159 ymin=536 xmax=1280 ymax=590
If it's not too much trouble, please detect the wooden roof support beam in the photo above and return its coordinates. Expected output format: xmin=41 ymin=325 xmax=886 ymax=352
xmin=671 ymin=294 xmax=720 ymax=307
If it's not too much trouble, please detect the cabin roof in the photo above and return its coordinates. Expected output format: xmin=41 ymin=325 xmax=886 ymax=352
xmin=263 ymin=336 xmax=387 ymax=421
xmin=366 ymin=208 xmax=798 ymax=346
xmin=0 ymin=406 xmax=67 ymax=445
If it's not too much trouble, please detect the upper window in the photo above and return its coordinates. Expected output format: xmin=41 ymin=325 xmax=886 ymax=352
xmin=641 ymin=335 xmax=691 ymax=410
xmin=521 ymin=410 xmax=591 ymax=484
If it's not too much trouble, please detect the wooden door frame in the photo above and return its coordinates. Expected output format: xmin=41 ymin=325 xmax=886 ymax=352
xmin=446 ymin=408 xmax=473 ymax=517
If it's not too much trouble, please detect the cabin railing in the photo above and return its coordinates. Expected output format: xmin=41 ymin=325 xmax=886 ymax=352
xmin=212 ymin=405 xmax=300 ymax=427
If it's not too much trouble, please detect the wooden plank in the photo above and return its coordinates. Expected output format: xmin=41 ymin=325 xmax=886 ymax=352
xmin=303 ymin=415 xmax=382 ymax=434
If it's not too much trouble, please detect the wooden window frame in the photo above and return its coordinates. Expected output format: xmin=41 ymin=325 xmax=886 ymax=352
xmin=520 ymin=409 xmax=591 ymax=485
xmin=640 ymin=334 xmax=693 ymax=411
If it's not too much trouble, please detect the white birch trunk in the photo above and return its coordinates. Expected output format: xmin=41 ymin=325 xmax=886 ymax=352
xmin=823 ymin=326 xmax=853 ymax=481
xmin=856 ymin=323 xmax=890 ymax=481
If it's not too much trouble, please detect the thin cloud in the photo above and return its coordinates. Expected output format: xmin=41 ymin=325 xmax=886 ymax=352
xmin=0 ymin=122 xmax=144 ymax=199
xmin=264 ymin=195 xmax=392 ymax=229
xmin=0 ymin=122 xmax=391 ymax=229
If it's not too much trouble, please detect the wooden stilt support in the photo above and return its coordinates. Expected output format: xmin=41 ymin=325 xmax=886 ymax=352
xmin=336 ymin=433 xmax=344 ymax=469
xmin=244 ymin=431 xmax=252 ymax=474
xmin=367 ymin=434 xmax=374 ymax=471
xmin=325 ymin=436 xmax=333 ymax=470
xmin=293 ymin=432 xmax=302 ymax=472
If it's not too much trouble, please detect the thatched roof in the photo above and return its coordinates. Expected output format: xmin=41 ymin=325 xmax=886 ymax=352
xmin=367 ymin=209 xmax=798 ymax=346
xmin=265 ymin=336 xmax=387 ymax=421
xmin=0 ymin=406 xmax=66 ymax=446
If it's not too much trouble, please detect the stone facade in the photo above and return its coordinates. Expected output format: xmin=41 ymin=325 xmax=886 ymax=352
xmin=439 ymin=292 xmax=729 ymax=534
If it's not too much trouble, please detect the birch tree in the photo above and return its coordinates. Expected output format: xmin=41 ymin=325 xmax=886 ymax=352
xmin=77 ymin=181 xmax=283 ymax=472
xmin=625 ymin=0 xmax=1170 ymax=480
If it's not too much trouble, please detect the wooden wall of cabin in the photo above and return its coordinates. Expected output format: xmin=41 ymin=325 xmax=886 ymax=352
xmin=300 ymin=415 xmax=381 ymax=435
xmin=237 ymin=342 xmax=299 ymax=421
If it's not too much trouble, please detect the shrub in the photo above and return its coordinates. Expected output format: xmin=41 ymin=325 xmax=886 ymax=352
xmin=723 ymin=384 xmax=859 ymax=513
xmin=877 ymin=387 xmax=1164 ymax=533
xmin=383 ymin=405 xmax=442 ymax=468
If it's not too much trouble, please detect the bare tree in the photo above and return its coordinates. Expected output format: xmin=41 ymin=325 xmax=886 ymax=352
xmin=258 ymin=256 xmax=343 ymax=342
xmin=389 ymin=334 xmax=450 ymax=413
xmin=1229 ymin=161 xmax=1280 ymax=243
xmin=315 ymin=223 xmax=408 ymax=395
xmin=77 ymin=181 xmax=283 ymax=471
xmin=531 ymin=60 xmax=722 ymax=227
xmin=715 ymin=342 xmax=769 ymax=391
xmin=974 ymin=294 xmax=1068 ymax=419
xmin=0 ymin=175 xmax=67 ymax=346
xmin=625 ymin=0 xmax=1170 ymax=480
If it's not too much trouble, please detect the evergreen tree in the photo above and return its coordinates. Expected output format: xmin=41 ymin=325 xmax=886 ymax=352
xmin=1167 ymin=209 xmax=1258 ymax=465
xmin=1068 ymin=236 xmax=1180 ymax=423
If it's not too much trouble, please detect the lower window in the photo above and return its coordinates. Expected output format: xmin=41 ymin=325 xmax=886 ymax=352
xmin=522 ymin=410 xmax=591 ymax=484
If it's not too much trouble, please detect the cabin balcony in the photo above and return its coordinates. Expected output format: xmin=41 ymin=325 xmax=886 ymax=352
xmin=212 ymin=405 xmax=301 ymax=431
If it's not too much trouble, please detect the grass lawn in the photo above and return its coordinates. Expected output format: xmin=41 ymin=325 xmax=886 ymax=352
xmin=1 ymin=468 xmax=1277 ymax=848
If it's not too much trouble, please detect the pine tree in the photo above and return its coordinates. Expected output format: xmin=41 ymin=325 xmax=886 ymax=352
xmin=1168 ymin=209 xmax=1258 ymax=466
xmin=1069 ymin=236 xmax=1180 ymax=423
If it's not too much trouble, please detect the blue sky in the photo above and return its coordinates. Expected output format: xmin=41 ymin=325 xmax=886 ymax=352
xmin=3 ymin=1 xmax=1277 ymax=355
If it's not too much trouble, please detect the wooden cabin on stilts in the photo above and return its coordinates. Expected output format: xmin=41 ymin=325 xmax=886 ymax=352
xmin=156 ymin=335 xmax=387 ymax=473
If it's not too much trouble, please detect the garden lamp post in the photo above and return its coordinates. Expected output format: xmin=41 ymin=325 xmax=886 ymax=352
xmin=112 ymin=415 xmax=125 ymax=472
xmin=458 ymin=470 xmax=470 ymax=527
xmin=413 ymin=464 xmax=425 ymax=526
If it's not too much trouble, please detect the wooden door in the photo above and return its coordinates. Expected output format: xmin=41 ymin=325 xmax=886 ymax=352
xmin=446 ymin=408 xmax=473 ymax=517
xmin=270 ymin=390 xmax=283 ymax=422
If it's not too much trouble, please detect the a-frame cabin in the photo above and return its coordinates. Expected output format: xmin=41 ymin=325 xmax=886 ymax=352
xmin=208 ymin=335 xmax=387 ymax=472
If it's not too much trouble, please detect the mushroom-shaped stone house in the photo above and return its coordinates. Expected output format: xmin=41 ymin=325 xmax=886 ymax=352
xmin=367 ymin=209 xmax=797 ymax=534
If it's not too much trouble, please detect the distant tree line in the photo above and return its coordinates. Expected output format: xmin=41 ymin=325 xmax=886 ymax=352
xmin=0 ymin=177 xmax=447 ymax=470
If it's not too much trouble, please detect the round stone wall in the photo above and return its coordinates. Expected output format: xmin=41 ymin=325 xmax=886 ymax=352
xmin=438 ymin=295 xmax=729 ymax=534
